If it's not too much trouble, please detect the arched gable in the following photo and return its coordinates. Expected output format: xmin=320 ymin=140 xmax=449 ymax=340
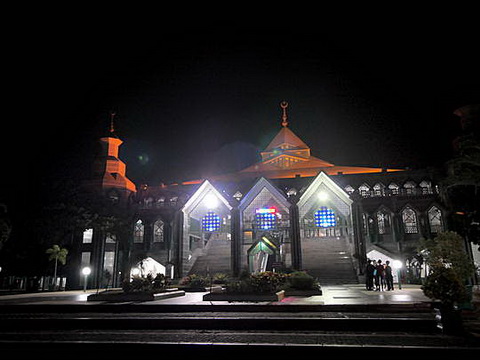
xmin=239 ymin=177 xmax=290 ymax=213
xmin=297 ymin=172 xmax=353 ymax=219
xmin=182 ymin=180 xmax=232 ymax=219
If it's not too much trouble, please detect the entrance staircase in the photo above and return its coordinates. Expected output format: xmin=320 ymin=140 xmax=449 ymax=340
xmin=301 ymin=237 xmax=358 ymax=285
xmin=188 ymin=240 xmax=231 ymax=276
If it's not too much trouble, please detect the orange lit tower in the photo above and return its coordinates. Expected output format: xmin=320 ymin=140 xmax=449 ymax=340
xmin=87 ymin=113 xmax=136 ymax=202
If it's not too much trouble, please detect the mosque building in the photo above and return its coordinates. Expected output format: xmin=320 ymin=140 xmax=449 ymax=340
xmin=76 ymin=102 xmax=450 ymax=289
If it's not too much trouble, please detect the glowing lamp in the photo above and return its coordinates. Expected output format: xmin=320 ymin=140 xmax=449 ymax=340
xmin=81 ymin=267 xmax=91 ymax=292
xmin=317 ymin=191 xmax=329 ymax=201
xmin=203 ymin=193 xmax=219 ymax=209
xmin=392 ymin=260 xmax=403 ymax=269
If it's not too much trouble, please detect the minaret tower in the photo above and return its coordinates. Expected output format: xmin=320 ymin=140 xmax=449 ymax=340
xmin=88 ymin=112 xmax=136 ymax=201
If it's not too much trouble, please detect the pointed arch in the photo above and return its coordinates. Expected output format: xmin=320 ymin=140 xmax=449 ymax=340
xmin=153 ymin=219 xmax=164 ymax=242
xmin=239 ymin=177 xmax=290 ymax=212
xmin=401 ymin=205 xmax=419 ymax=234
xmin=134 ymin=219 xmax=144 ymax=243
xmin=297 ymin=172 xmax=353 ymax=219
xmin=375 ymin=206 xmax=393 ymax=235
xmin=428 ymin=205 xmax=444 ymax=234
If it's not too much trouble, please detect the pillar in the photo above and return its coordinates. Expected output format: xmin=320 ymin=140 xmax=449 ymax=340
xmin=230 ymin=207 xmax=241 ymax=277
xmin=289 ymin=203 xmax=302 ymax=270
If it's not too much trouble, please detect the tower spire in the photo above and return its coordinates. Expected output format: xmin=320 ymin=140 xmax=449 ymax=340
xmin=280 ymin=101 xmax=289 ymax=127
xmin=109 ymin=111 xmax=116 ymax=134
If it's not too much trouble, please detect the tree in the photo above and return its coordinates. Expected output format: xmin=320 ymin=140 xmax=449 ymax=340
xmin=421 ymin=232 xmax=475 ymax=302
xmin=46 ymin=244 xmax=68 ymax=288
xmin=441 ymin=105 xmax=480 ymax=247
xmin=420 ymin=231 xmax=476 ymax=333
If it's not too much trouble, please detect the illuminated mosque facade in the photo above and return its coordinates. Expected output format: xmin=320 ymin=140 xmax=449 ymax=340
xmin=76 ymin=102 xmax=449 ymax=288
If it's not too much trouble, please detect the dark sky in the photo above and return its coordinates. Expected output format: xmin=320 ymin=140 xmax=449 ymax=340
xmin=3 ymin=25 xmax=479 ymax=206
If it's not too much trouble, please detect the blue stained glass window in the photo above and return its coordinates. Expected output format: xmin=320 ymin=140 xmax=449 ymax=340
xmin=315 ymin=207 xmax=336 ymax=228
xmin=255 ymin=208 xmax=277 ymax=230
xmin=202 ymin=211 xmax=221 ymax=232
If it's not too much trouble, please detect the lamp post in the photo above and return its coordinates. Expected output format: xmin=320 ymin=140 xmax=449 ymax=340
xmin=392 ymin=260 xmax=403 ymax=290
xmin=81 ymin=267 xmax=91 ymax=292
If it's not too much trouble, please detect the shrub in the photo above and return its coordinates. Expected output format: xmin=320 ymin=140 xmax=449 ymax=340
xmin=249 ymin=271 xmax=288 ymax=293
xmin=153 ymin=273 xmax=169 ymax=291
xmin=287 ymin=271 xmax=316 ymax=290
xmin=122 ymin=275 xmax=154 ymax=293
xmin=212 ymin=273 xmax=229 ymax=284
xmin=122 ymin=273 xmax=169 ymax=293
xmin=179 ymin=274 xmax=208 ymax=288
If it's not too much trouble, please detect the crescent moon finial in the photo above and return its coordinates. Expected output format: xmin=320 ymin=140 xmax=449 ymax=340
xmin=280 ymin=101 xmax=289 ymax=127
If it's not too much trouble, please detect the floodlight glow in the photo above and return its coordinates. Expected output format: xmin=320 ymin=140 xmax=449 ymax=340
xmin=392 ymin=260 xmax=403 ymax=269
xmin=81 ymin=267 xmax=91 ymax=292
xmin=203 ymin=193 xmax=219 ymax=209
xmin=317 ymin=191 xmax=329 ymax=201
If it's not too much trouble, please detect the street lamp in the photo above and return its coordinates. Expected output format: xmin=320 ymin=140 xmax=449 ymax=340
xmin=392 ymin=260 xmax=403 ymax=290
xmin=81 ymin=266 xmax=91 ymax=292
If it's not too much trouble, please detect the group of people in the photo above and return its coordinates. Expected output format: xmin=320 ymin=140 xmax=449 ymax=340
xmin=365 ymin=259 xmax=394 ymax=291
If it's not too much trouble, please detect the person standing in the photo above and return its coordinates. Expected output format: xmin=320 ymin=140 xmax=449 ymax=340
xmin=365 ymin=259 xmax=375 ymax=290
xmin=375 ymin=259 xmax=385 ymax=291
xmin=385 ymin=260 xmax=394 ymax=290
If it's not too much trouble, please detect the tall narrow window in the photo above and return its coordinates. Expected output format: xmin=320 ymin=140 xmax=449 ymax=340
xmin=402 ymin=207 xmax=418 ymax=234
xmin=377 ymin=210 xmax=391 ymax=234
xmin=82 ymin=228 xmax=93 ymax=244
xmin=134 ymin=220 xmax=144 ymax=243
xmin=428 ymin=206 xmax=443 ymax=234
xmin=154 ymin=220 xmax=164 ymax=242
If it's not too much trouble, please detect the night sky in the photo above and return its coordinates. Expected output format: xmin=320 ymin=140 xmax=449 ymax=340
xmin=2 ymin=25 xmax=479 ymax=210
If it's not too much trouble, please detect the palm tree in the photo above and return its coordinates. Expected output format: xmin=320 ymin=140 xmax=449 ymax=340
xmin=46 ymin=245 xmax=68 ymax=289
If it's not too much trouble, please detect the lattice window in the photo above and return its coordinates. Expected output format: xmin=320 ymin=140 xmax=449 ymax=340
xmin=243 ymin=187 xmax=289 ymax=229
xmin=402 ymin=207 xmax=418 ymax=234
xmin=388 ymin=183 xmax=399 ymax=195
xmin=359 ymin=184 xmax=370 ymax=197
xmin=255 ymin=208 xmax=277 ymax=230
xmin=404 ymin=181 xmax=416 ymax=195
xmin=314 ymin=207 xmax=336 ymax=228
xmin=344 ymin=185 xmax=355 ymax=195
xmin=420 ymin=180 xmax=433 ymax=195
xmin=428 ymin=206 xmax=443 ymax=234
xmin=134 ymin=220 xmax=144 ymax=243
xmin=202 ymin=211 xmax=221 ymax=232
xmin=154 ymin=220 xmax=164 ymax=242
xmin=373 ymin=183 xmax=385 ymax=197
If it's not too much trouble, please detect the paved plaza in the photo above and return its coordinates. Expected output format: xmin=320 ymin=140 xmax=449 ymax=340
xmin=0 ymin=283 xmax=431 ymax=306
